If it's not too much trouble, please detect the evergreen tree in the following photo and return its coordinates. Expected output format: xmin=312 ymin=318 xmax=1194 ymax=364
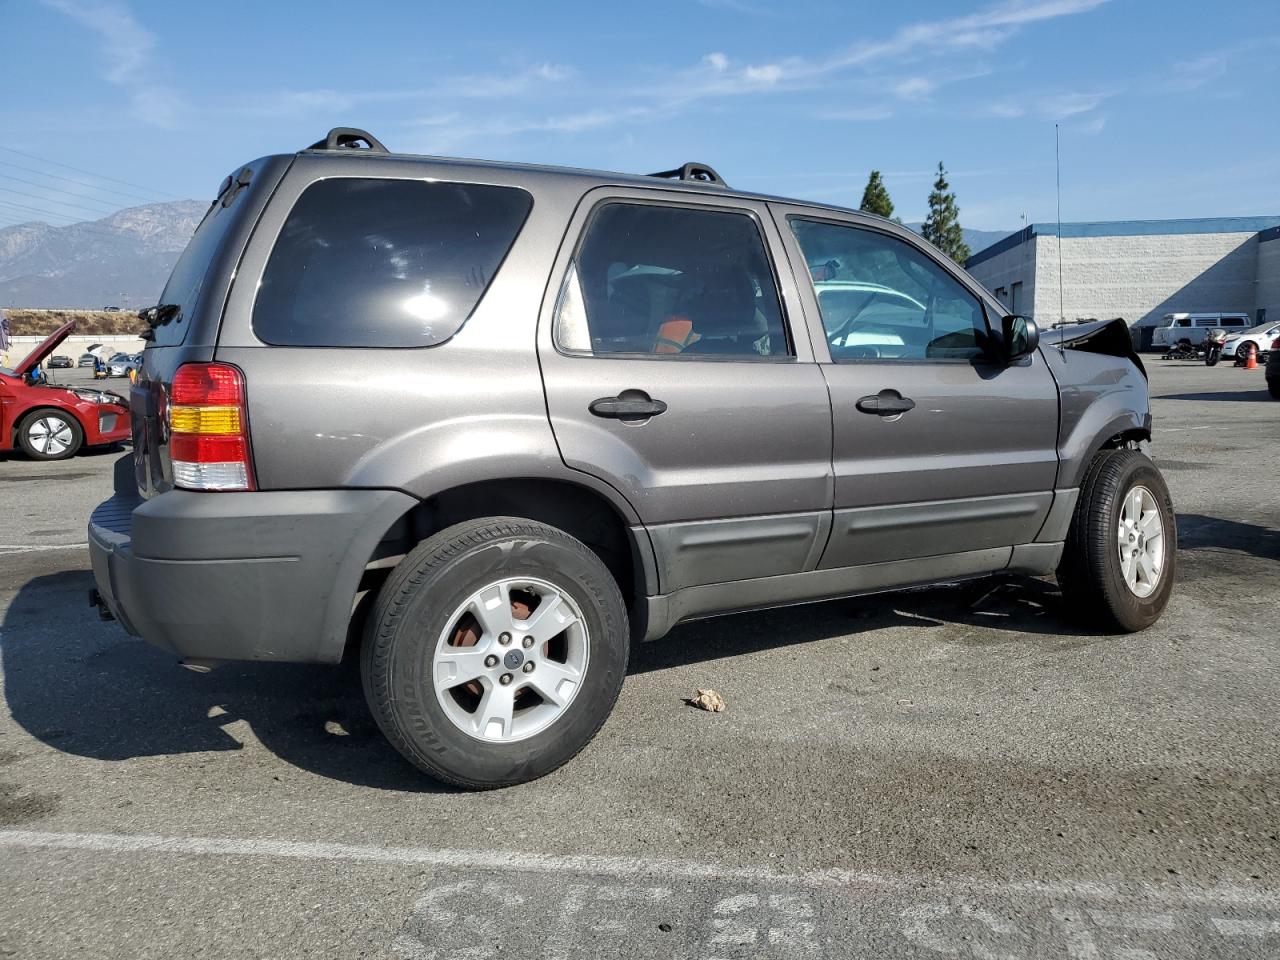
xmin=859 ymin=170 xmax=895 ymax=219
xmin=921 ymin=162 xmax=971 ymax=265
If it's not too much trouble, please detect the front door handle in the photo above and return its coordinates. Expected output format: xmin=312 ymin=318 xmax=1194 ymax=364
xmin=589 ymin=391 xmax=668 ymax=421
xmin=856 ymin=389 xmax=916 ymax=417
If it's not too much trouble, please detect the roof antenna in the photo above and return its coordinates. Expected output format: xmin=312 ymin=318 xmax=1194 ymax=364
xmin=1056 ymin=122 xmax=1066 ymax=356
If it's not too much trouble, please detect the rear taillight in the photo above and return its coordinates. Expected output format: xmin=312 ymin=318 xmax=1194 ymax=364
xmin=168 ymin=363 xmax=254 ymax=491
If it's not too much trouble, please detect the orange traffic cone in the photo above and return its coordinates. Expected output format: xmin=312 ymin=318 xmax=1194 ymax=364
xmin=1244 ymin=343 xmax=1258 ymax=369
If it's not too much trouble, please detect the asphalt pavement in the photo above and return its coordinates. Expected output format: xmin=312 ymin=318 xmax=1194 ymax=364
xmin=0 ymin=359 xmax=1277 ymax=958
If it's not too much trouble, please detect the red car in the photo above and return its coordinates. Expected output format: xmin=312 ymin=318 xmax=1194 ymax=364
xmin=1 ymin=321 xmax=130 ymax=460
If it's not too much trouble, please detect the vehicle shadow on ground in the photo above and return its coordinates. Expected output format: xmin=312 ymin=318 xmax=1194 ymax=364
xmin=2 ymin=567 xmax=1097 ymax=791
xmin=1156 ymin=388 xmax=1274 ymax=402
xmin=0 ymin=569 xmax=455 ymax=794
xmin=630 ymin=575 xmax=1089 ymax=674
xmin=0 ymin=444 xmax=125 ymax=465
xmin=1178 ymin=513 xmax=1280 ymax=561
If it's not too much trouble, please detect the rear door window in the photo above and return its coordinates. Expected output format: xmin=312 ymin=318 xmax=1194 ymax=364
xmin=554 ymin=202 xmax=791 ymax=359
xmin=253 ymin=178 xmax=532 ymax=347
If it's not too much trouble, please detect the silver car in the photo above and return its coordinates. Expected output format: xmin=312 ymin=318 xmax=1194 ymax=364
xmin=88 ymin=128 xmax=1175 ymax=788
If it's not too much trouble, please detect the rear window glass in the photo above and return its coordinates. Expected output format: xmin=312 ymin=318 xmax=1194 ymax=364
xmin=153 ymin=200 xmax=239 ymax=346
xmin=252 ymin=178 xmax=532 ymax=347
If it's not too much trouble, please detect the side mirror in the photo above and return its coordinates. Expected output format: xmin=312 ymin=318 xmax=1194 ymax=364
xmin=1001 ymin=314 xmax=1038 ymax=362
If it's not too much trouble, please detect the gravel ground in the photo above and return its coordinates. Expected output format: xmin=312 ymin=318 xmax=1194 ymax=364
xmin=0 ymin=359 xmax=1277 ymax=958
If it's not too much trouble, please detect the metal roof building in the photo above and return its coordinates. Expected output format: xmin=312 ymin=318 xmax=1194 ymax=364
xmin=965 ymin=216 xmax=1280 ymax=327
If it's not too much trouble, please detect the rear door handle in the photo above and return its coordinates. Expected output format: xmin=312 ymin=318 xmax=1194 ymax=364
xmin=856 ymin=389 xmax=916 ymax=416
xmin=589 ymin=391 xmax=668 ymax=421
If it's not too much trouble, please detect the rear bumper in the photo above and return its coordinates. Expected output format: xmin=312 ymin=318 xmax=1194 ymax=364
xmin=88 ymin=483 xmax=415 ymax=664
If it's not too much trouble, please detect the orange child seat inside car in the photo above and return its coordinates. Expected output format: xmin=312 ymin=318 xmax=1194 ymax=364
xmin=653 ymin=316 xmax=702 ymax=354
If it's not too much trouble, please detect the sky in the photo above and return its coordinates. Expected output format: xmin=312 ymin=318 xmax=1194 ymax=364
xmin=1 ymin=0 xmax=1277 ymax=232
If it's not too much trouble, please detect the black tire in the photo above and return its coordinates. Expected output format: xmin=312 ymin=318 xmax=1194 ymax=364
xmin=361 ymin=517 xmax=629 ymax=789
xmin=1057 ymin=449 xmax=1176 ymax=633
xmin=16 ymin=409 xmax=84 ymax=460
xmin=1268 ymin=378 xmax=1280 ymax=400
xmin=1205 ymin=348 xmax=1220 ymax=366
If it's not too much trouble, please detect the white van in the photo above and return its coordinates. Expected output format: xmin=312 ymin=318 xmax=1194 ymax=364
xmin=1151 ymin=312 xmax=1250 ymax=349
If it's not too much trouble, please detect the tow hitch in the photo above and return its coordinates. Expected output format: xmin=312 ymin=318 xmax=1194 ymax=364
xmin=88 ymin=588 xmax=115 ymax=621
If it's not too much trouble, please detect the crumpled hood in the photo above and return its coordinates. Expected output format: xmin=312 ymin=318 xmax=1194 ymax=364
xmin=1047 ymin=317 xmax=1146 ymax=379
xmin=14 ymin=320 xmax=75 ymax=377
xmin=1046 ymin=317 xmax=1120 ymax=347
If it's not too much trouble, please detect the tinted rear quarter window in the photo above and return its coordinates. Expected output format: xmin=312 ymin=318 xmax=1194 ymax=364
xmin=253 ymin=178 xmax=532 ymax=347
xmin=152 ymin=200 xmax=240 ymax=346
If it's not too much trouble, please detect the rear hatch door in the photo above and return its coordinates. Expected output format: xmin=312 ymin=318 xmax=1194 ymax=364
xmin=132 ymin=155 xmax=292 ymax=497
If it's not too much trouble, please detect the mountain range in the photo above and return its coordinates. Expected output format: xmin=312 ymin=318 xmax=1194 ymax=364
xmin=0 ymin=201 xmax=206 ymax=309
xmin=0 ymin=201 xmax=1012 ymax=309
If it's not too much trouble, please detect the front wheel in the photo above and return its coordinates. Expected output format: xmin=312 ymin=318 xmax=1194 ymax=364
xmin=1205 ymin=347 xmax=1220 ymax=366
xmin=17 ymin=409 xmax=83 ymax=460
xmin=361 ymin=517 xmax=629 ymax=789
xmin=1057 ymin=449 xmax=1176 ymax=632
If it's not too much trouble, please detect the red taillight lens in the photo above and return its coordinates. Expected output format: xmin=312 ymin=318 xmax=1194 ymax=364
xmin=171 ymin=364 xmax=245 ymax=406
xmin=170 ymin=434 xmax=249 ymax=463
xmin=168 ymin=362 xmax=254 ymax=492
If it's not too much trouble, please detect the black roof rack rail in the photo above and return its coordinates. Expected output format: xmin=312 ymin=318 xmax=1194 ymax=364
xmin=647 ymin=162 xmax=727 ymax=187
xmin=305 ymin=127 xmax=389 ymax=153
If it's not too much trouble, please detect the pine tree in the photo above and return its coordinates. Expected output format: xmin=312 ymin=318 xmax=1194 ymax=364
xmin=859 ymin=170 xmax=895 ymax=219
xmin=921 ymin=162 xmax=971 ymax=265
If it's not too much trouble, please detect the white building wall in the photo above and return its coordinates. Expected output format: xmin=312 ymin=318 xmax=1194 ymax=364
xmin=1256 ymin=237 xmax=1280 ymax=323
xmin=1030 ymin=231 xmax=1259 ymax=326
xmin=5 ymin=334 xmax=146 ymax=368
xmin=964 ymin=240 xmax=1036 ymax=316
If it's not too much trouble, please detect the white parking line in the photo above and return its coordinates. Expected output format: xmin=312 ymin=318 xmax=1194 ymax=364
xmin=2 ymin=829 xmax=1278 ymax=908
xmin=0 ymin=542 xmax=87 ymax=553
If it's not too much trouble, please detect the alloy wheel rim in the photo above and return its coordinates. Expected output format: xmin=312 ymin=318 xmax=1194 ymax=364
xmin=1117 ymin=484 xmax=1164 ymax=598
xmin=29 ymin=416 xmax=73 ymax=456
xmin=432 ymin=576 xmax=589 ymax=743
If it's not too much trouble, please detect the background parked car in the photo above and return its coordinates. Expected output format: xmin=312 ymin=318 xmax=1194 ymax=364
xmin=106 ymin=352 xmax=134 ymax=377
xmin=1221 ymin=321 xmax=1280 ymax=361
xmin=1267 ymin=337 xmax=1280 ymax=399
xmin=77 ymin=353 xmax=96 ymax=367
xmin=48 ymin=355 xmax=73 ymax=369
xmin=0 ymin=321 xmax=130 ymax=459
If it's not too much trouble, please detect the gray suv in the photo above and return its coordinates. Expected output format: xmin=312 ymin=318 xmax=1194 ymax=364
xmin=88 ymin=128 xmax=1175 ymax=789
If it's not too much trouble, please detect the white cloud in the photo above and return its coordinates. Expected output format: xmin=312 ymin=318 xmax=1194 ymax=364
xmin=894 ymin=77 xmax=935 ymax=100
xmin=1038 ymin=91 xmax=1108 ymax=118
xmin=661 ymin=0 xmax=1108 ymax=102
xmin=980 ymin=88 xmax=1110 ymax=121
xmin=1072 ymin=114 xmax=1107 ymax=135
xmin=42 ymin=0 xmax=186 ymax=127
xmin=743 ymin=63 xmax=785 ymax=85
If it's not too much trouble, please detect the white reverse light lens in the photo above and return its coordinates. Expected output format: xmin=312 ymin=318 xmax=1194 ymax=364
xmin=171 ymin=460 xmax=249 ymax=491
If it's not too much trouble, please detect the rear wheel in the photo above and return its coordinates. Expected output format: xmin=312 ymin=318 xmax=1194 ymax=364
xmin=17 ymin=409 xmax=83 ymax=460
xmin=1057 ymin=449 xmax=1176 ymax=632
xmin=361 ymin=517 xmax=628 ymax=789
